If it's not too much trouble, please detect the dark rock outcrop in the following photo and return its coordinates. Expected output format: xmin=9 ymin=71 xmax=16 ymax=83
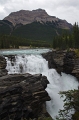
xmin=72 ymin=58 xmax=79 ymax=80
xmin=42 ymin=50 xmax=65 ymax=74
xmin=42 ymin=50 xmax=79 ymax=80
xmin=62 ymin=51 xmax=79 ymax=80
xmin=0 ymin=73 xmax=50 ymax=120
xmin=0 ymin=55 xmax=7 ymax=77
xmin=0 ymin=55 xmax=6 ymax=69
xmin=63 ymin=51 xmax=75 ymax=74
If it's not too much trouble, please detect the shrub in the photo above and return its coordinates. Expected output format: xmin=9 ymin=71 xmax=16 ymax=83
xmin=75 ymin=49 xmax=79 ymax=58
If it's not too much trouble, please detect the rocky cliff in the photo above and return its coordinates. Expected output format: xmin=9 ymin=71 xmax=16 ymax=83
xmin=0 ymin=9 xmax=72 ymax=42
xmin=0 ymin=73 xmax=50 ymax=120
xmin=0 ymin=56 xmax=7 ymax=77
xmin=1 ymin=51 xmax=79 ymax=120
xmin=0 ymin=56 xmax=51 ymax=120
xmin=4 ymin=9 xmax=72 ymax=29
xmin=42 ymin=50 xmax=79 ymax=80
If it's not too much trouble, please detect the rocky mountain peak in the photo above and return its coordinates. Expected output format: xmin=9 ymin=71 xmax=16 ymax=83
xmin=3 ymin=9 xmax=72 ymax=29
xmin=4 ymin=9 xmax=49 ymax=26
xmin=33 ymin=8 xmax=46 ymax=12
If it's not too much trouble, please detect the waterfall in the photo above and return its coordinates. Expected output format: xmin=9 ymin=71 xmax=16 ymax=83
xmin=5 ymin=54 xmax=79 ymax=119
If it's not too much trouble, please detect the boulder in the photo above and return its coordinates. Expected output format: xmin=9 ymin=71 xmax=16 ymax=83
xmin=0 ymin=73 xmax=50 ymax=120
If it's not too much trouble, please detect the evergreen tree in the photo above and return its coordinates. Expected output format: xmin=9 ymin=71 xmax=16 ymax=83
xmin=53 ymin=22 xmax=79 ymax=49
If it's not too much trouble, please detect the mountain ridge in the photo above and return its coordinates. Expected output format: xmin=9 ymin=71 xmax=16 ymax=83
xmin=0 ymin=9 xmax=73 ymax=44
xmin=4 ymin=8 xmax=72 ymax=29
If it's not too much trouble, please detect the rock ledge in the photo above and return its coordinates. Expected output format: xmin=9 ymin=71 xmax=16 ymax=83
xmin=0 ymin=73 xmax=50 ymax=120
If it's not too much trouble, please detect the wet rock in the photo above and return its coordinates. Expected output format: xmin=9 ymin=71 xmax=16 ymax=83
xmin=72 ymin=58 xmax=79 ymax=80
xmin=0 ymin=73 xmax=50 ymax=120
xmin=5 ymin=55 xmax=16 ymax=62
xmin=0 ymin=56 xmax=7 ymax=77
xmin=0 ymin=69 xmax=7 ymax=77
xmin=0 ymin=55 xmax=6 ymax=69
xmin=63 ymin=51 xmax=79 ymax=80
xmin=42 ymin=50 xmax=79 ymax=80
xmin=42 ymin=50 xmax=66 ymax=74
xmin=63 ymin=51 xmax=75 ymax=74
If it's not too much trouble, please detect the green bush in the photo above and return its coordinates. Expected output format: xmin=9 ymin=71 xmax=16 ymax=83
xmin=75 ymin=49 xmax=79 ymax=58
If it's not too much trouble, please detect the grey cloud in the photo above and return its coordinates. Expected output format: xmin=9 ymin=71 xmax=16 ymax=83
xmin=0 ymin=13 xmax=5 ymax=20
xmin=0 ymin=0 xmax=79 ymax=24
xmin=0 ymin=0 xmax=11 ymax=5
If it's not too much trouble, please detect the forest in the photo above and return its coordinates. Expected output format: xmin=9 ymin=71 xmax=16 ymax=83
xmin=0 ymin=35 xmax=51 ymax=49
xmin=0 ymin=22 xmax=79 ymax=49
xmin=53 ymin=22 xmax=79 ymax=49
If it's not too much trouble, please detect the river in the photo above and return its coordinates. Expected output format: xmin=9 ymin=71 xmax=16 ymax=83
xmin=1 ymin=49 xmax=79 ymax=119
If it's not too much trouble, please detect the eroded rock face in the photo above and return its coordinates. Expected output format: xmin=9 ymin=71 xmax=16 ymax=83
xmin=4 ymin=9 xmax=72 ymax=29
xmin=42 ymin=51 xmax=65 ymax=74
xmin=61 ymin=51 xmax=79 ymax=80
xmin=4 ymin=9 xmax=56 ymax=26
xmin=72 ymin=57 xmax=79 ymax=80
xmin=42 ymin=50 xmax=79 ymax=80
xmin=0 ymin=74 xmax=50 ymax=120
xmin=0 ymin=55 xmax=6 ymax=69
xmin=0 ymin=56 xmax=7 ymax=77
xmin=63 ymin=51 xmax=75 ymax=74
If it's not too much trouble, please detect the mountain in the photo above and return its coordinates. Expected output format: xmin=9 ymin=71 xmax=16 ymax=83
xmin=0 ymin=20 xmax=13 ymax=35
xmin=4 ymin=9 xmax=72 ymax=29
xmin=0 ymin=9 xmax=72 ymax=42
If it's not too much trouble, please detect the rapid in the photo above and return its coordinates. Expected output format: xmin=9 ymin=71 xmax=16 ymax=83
xmin=2 ymin=49 xmax=78 ymax=119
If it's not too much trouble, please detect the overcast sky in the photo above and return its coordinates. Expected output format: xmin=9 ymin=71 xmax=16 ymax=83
xmin=0 ymin=0 xmax=79 ymax=25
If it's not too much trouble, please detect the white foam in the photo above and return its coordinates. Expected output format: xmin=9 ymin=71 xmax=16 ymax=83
xmin=5 ymin=54 xmax=79 ymax=119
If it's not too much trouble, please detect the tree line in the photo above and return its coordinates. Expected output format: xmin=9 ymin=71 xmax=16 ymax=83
xmin=0 ymin=22 xmax=79 ymax=49
xmin=53 ymin=22 xmax=79 ymax=49
xmin=0 ymin=35 xmax=51 ymax=49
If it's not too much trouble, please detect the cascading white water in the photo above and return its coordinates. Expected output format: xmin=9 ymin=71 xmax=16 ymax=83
xmin=5 ymin=54 xmax=79 ymax=119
